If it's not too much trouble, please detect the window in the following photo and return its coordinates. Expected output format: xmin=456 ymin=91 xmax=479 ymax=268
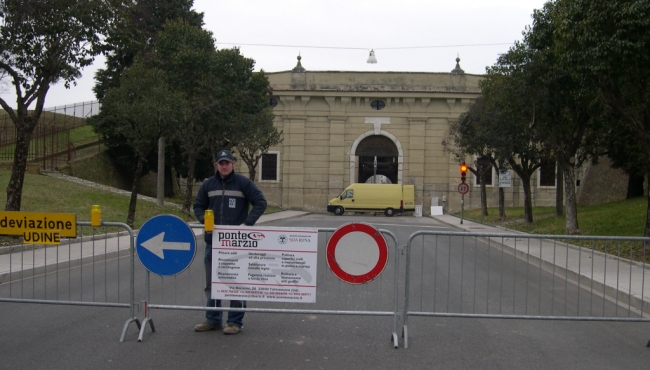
xmin=260 ymin=152 xmax=279 ymax=181
xmin=475 ymin=171 xmax=493 ymax=186
xmin=474 ymin=157 xmax=493 ymax=186
xmin=269 ymin=98 xmax=278 ymax=107
xmin=370 ymin=100 xmax=385 ymax=110
xmin=539 ymin=161 xmax=556 ymax=187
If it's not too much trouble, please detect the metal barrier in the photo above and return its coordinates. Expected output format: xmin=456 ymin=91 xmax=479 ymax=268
xmin=8 ymin=220 xmax=649 ymax=349
xmin=0 ymin=221 xmax=139 ymax=342
xmin=402 ymin=231 xmax=650 ymax=348
xmin=137 ymin=226 xmax=403 ymax=348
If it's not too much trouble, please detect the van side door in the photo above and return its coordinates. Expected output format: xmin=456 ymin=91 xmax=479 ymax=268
xmin=340 ymin=189 xmax=356 ymax=210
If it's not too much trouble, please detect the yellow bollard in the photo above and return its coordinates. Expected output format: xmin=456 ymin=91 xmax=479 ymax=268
xmin=204 ymin=209 xmax=214 ymax=232
xmin=91 ymin=205 xmax=101 ymax=227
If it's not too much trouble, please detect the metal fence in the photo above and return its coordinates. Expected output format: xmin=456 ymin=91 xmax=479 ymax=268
xmin=401 ymin=231 xmax=650 ymax=348
xmin=0 ymin=101 xmax=100 ymax=170
xmin=137 ymin=226 xmax=403 ymax=347
xmin=0 ymin=221 xmax=139 ymax=342
xmin=4 ymin=222 xmax=650 ymax=348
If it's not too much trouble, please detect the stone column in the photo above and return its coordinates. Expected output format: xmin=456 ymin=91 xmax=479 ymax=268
xmin=409 ymin=118 xmax=426 ymax=205
xmin=283 ymin=115 xmax=306 ymax=209
xmin=328 ymin=117 xmax=347 ymax=198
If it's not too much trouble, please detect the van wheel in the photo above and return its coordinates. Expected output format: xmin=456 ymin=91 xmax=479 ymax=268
xmin=334 ymin=207 xmax=344 ymax=216
xmin=384 ymin=208 xmax=395 ymax=217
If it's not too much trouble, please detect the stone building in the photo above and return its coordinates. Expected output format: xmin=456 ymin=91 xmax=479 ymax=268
xmin=247 ymin=56 xmax=625 ymax=215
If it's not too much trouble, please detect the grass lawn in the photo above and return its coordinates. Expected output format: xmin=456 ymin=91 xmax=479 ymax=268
xmin=458 ymin=197 xmax=647 ymax=237
xmin=68 ymin=125 xmax=100 ymax=145
xmin=0 ymin=169 xmax=194 ymax=230
xmin=0 ymin=168 xmax=284 ymax=239
xmin=458 ymin=197 xmax=649 ymax=261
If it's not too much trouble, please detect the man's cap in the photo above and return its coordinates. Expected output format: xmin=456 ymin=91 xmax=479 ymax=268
xmin=215 ymin=150 xmax=235 ymax=163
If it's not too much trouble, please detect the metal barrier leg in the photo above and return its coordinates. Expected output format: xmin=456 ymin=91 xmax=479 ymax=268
xmin=119 ymin=317 xmax=141 ymax=343
xmin=138 ymin=301 xmax=155 ymax=342
xmin=391 ymin=245 xmax=404 ymax=349
xmin=391 ymin=332 xmax=399 ymax=349
xmin=119 ymin=221 xmax=140 ymax=343
xmin=403 ymin=325 xmax=408 ymax=349
xmin=138 ymin=317 xmax=155 ymax=342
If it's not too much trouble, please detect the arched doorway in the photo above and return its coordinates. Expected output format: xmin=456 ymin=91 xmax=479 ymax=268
xmin=355 ymin=135 xmax=399 ymax=184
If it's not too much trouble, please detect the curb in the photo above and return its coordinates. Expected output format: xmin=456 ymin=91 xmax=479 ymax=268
xmin=257 ymin=211 xmax=311 ymax=224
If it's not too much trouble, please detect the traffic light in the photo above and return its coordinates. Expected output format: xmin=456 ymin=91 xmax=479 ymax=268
xmin=460 ymin=162 xmax=467 ymax=183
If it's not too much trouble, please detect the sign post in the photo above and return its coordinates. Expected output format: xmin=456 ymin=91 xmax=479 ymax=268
xmin=457 ymin=183 xmax=469 ymax=225
xmin=459 ymin=163 xmax=469 ymax=225
xmin=461 ymin=194 xmax=464 ymax=224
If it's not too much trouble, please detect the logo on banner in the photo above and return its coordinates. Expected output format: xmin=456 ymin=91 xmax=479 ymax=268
xmin=249 ymin=232 xmax=265 ymax=240
xmin=278 ymin=234 xmax=287 ymax=244
xmin=288 ymin=234 xmax=312 ymax=243
xmin=217 ymin=230 xmax=266 ymax=248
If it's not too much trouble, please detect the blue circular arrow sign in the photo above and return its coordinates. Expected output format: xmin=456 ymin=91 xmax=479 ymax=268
xmin=136 ymin=214 xmax=196 ymax=276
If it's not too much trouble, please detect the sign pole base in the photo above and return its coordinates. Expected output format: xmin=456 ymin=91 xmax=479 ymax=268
xmin=461 ymin=194 xmax=464 ymax=224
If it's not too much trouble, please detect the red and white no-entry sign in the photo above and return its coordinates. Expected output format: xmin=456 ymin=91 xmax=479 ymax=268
xmin=326 ymin=223 xmax=388 ymax=284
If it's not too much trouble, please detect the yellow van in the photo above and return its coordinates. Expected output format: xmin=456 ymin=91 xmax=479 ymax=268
xmin=327 ymin=183 xmax=415 ymax=217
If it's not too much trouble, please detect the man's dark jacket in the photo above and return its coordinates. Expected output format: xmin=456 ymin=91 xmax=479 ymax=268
xmin=193 ymin=169 xmax=267 ymax=244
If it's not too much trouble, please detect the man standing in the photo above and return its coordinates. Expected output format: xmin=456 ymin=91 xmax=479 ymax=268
xmin=193 ymin=149 xmax=267 ymax=335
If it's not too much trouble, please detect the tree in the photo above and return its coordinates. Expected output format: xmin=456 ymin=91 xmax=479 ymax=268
xmin=0 ymin=0 xmax=121 ymax=211
xmin=480 ymin=44 xmax=554 ymax=224
xmin=210 ymin=59 xmax=274 ymax=181
xmin=93 ymin=0 xmax=203 ymax=100
xmin=153 ymin=22 xmax=270 ymax=213
xmin=446 ymin=39 xmax=554 ymax=224
xmin=445 ymin=97 xmax=517 ymax=218
xmin=98 ymin=62 xmax=184 ymax=226
xmin=151 ymin=20 xmax=221 ymax=213
xmin=446 ymin=100 xmax=496 ymax=217
xmin=553 ymin=0 xmax=650 ymax=237
xmin=90 ymin=0 xmax=203 ymax=182
xmin=447 ymin=85 xmax=548 ymax=224
xmin=605 ymin=120 xmax=646 ymax=199
xmin=524 ymin=1 xmax=607 ymax=234
xmin=233 ymin=106 xmax=283 ymax=181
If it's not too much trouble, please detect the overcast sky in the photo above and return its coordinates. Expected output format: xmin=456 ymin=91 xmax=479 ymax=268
xmin=1 ymin=0 xmax=548 ymax=109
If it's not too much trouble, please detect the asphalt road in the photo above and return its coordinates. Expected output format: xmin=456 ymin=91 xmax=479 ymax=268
xmin=1 ymin=213 xmax=649 ymax=369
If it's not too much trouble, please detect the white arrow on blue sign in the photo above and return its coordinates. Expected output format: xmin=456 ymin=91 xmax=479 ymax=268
xmin=136 ymin=214 xmax=196 ymax=276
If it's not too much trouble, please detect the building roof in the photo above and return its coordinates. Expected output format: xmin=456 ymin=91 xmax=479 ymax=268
xmin=266 ymin=55 xmax=482 ymax=94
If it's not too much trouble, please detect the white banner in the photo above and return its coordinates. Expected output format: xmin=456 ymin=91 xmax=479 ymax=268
xmin=211 ymin=226 xmax=318 ymax=303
